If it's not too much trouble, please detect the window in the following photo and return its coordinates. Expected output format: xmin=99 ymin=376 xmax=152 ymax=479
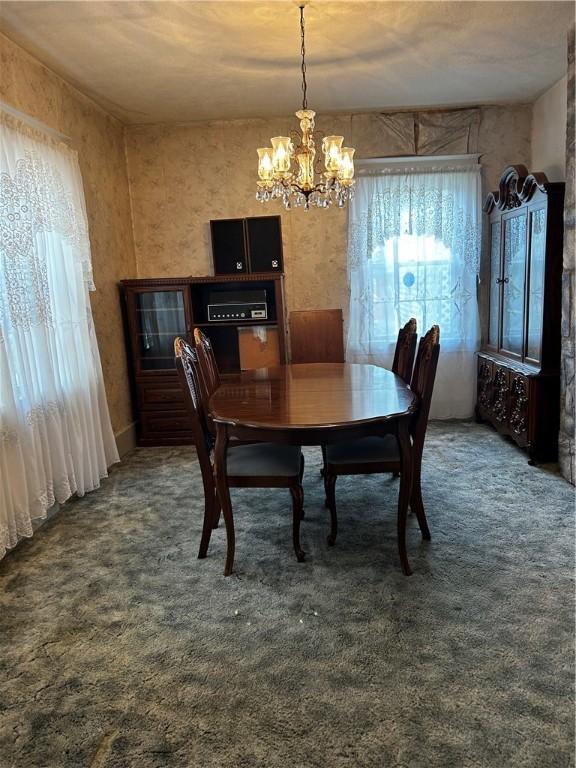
xmin=0 ymin=108 xmax=118 ymax=558
xmin=370 ymin=234 xmax=457 ymax=341
xmin=346 ymin=157 xmax=482 ymax=418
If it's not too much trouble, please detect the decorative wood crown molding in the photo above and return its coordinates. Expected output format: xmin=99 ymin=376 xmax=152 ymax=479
xmin=120 ymin=273 xmax=284 ymax=287
xmin=483 ymin=164 xmax=550 ymax=212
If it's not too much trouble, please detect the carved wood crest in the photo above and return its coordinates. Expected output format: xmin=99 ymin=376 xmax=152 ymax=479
xmin=484 ymin=165 xmax=550 ymax=213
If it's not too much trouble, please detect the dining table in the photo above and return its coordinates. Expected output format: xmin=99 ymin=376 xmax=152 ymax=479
xmin=209 ymin=362 xmax=420 ymax=575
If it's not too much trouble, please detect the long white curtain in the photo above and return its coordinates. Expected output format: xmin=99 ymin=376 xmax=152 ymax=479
xmin=0 ymin=110 xmax=119 ymax=558
xmin=347 ymin=159 xmax=482 ymax=418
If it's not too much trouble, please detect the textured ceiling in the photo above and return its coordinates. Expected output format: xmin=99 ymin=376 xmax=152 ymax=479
xmin=0 ymin=1 xmax=573 ymax=125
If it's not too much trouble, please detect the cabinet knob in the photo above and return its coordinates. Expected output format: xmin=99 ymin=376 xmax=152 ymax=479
xmin=495 ymin=277 xmax=509 ymax=284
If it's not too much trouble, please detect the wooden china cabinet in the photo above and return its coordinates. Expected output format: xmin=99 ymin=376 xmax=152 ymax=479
xmin=476 ymin=165 xmax=565 ymax=462
xmin=121 ymin=274 xmax=288 ymax=446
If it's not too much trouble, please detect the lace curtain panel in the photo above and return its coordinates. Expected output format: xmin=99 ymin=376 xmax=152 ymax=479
xmin=0 ymin=110 xmax=119 ymax=558
xmin=346 ymin=160 xmax=482 ymax=418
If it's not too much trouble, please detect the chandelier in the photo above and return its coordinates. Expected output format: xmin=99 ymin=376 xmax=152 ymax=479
xmin=256 ymin=4 xmax=355 ymax=211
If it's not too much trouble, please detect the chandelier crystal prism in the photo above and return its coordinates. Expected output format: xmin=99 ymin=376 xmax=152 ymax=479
xmin=256 ymin=4 xmax=355 ymax=211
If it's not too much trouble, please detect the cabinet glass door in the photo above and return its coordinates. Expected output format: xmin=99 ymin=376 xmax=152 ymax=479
xmin=501 ymin=213 xmax=527 ymax=356
xmin=488 ymin=221 xmax=501 ymax=347
xmin=136 ymin=290 xmax=188 ymax=371
xmin=525 ymin=207 xmax=546 ymax=361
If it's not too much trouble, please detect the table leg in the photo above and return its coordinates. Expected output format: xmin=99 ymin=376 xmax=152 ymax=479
xmin=397 ymin=418 xmax=413 ymax=576
xmin=214 ymin=423 xmax=235 ymax=577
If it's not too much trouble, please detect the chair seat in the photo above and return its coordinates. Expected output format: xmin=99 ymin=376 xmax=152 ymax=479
xmin=227 ymin=442 xmax=302 ymax=477
xmin=325 ymin=435 xmax=399 ymax=465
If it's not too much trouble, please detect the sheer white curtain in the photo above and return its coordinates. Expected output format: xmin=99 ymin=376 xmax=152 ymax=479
xmin=0 ymin=110 xmax=119 ymax=558
xmin=347 ymin=157 xmax=482 ymax=418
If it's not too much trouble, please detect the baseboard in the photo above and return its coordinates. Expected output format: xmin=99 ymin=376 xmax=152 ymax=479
xmin=115 ymin=421 xmax=137 ymax=458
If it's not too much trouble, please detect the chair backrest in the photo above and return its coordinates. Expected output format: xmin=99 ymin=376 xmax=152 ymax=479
xmin=409 ymin=325 xmax=440 ymax=452
xmin=289 ymin=309 xmax=344 ymax=363
xmin=392 ymin=318 xmax=417 ymax=384
xmin=193 ymin=327 xmax=221 ymax=413
xmin=174 ymin=337 xmax=213 ymax=474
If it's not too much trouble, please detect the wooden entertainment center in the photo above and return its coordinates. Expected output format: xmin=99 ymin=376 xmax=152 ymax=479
xmin=120 ymin=273 xmax=287 ymax=446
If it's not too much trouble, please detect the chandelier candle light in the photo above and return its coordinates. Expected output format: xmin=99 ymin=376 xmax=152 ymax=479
xmin=256 ymin=4 xmax=355 ymax=210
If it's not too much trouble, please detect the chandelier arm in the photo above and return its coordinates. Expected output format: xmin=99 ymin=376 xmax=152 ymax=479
xmin=300 ymin=5 xmax=307 ymax=111
xmin=312 ymin=150 xmax=325 ymax=176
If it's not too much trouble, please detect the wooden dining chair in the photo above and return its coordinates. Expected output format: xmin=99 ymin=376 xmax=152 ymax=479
xmin=322 ymin=325 xmax=440 ymax=554
xmin=193 ymin=327 xmax=220 ymax=424
xmin=320 ymin=318 xmax=418 ymax=480
xmin=392 ymin=317 xmax=418 ymax=384
xmin=175 ymin=337 xmax=306 ymax=570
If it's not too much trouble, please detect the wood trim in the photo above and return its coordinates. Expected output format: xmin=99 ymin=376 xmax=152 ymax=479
xmin=484 ymin=164 xmax=564 ymax=212
xmin=121 ymin=273 xmax=285 ymax=288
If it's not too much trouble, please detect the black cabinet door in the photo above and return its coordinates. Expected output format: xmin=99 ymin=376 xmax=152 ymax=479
xmin=246 ymin=216 xmax=283 ymax=273
xmin=210 ymin=218 xmax=247 ymax=275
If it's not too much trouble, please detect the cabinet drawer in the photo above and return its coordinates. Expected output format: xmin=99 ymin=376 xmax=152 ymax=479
xmin=138 ymin=381 xmax=186 ymax=410
xmin=140 ymin=410 xmax=193 ymax=436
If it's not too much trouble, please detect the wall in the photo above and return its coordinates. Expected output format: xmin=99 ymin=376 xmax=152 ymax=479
xmin=0 ymin=33 xmax=137 ymax=451
xmin=559 ymin=28 xmax=575 ymax=484
xmin=0 ymin=28 xmax=536 ymax=448
xmin=531 ymin=76 xmax=568 ymax=181
xmin=125 ymin=106 xmax=532 ymax=332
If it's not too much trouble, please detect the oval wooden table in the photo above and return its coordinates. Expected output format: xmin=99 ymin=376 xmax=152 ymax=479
xmin=209 ymin=362 xmax=419 ymax=576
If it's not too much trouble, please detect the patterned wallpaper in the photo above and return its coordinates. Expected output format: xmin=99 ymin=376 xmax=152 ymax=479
xmin=1 ymin=28 xmax=534 ymax=442
xmin=0 ymin=33 xmax=137 ymax=438
xmin=125 ymin=105 xmax=532 ymax=337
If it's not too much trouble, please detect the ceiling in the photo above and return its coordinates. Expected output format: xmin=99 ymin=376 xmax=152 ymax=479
xmin=0 ymin=1 xmax=573 ymax=125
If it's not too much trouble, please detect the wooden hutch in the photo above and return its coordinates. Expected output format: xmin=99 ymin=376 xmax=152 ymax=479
xmin=121 ymin=273 xmax=287 ymax=446
xmin=476 ymin=165 xmax=565 ymax=462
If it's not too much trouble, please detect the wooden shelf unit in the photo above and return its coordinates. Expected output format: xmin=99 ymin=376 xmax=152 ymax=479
xmin=476 ymin=165 xmax=565 ymax=462
xmin=120 ymin=273 xmax=287 ymax=446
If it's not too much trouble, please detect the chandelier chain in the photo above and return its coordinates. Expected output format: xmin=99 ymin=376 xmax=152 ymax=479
xmin=300 ymin=5 xmax=307 ymax=111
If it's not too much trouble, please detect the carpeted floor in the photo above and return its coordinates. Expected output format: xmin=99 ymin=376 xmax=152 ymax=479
xmin=0 ymin=421 xmax=574 ymax=768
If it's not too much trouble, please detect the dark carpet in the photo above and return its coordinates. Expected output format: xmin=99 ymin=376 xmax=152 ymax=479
xmin=0 ymin=422 xmax=574 ymax=768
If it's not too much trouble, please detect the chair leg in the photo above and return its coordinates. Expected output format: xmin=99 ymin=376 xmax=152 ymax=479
xmin=213 ymin=478 xmax=236 ymax=576
xmin=290 ymin=486 xmax=305 ymax=562
xmin=212 ymin=492 xmax=221 ymax=529
xmin=320 ymin=445 xmax=327 ymax=477
xmin=214 ymin=427 xmax=235 ymax=577
xmin=410 ymin=454 xmax=431 ymax=540
xmin=198 ymin=485 xmax=216 ymax=559
xmin=397 ymin=421 xmax=413 ymax=576
xmin=324 ymin=472 xmax=338 ymax=546
xmin=217 ymin=485 xmax=235 ymax=577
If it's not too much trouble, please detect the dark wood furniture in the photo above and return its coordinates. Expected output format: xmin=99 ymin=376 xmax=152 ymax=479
xmin=120 ymin=274 xmax=288 ymax=446
xmin=392 ymin=318 xmax=418 ymax=384
xmin=194 ymin=328 xmax=220 ymax=410
xmin=210 ymin=215 xmax=283 ymax=274
xmin=476 ymin=165 xmax=565 ymax=462
xmin=289 ymin=309 xmax=345 ymax=363
xmin=210 ymin=363 xmax=420 ymax=576
xmin=175 ymin=338 xmax=304 ymax=565
xmin=188 ymin=274 xmax=288 ymax=372
xmin=323 ymin=326 xmax=440 ymax=556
